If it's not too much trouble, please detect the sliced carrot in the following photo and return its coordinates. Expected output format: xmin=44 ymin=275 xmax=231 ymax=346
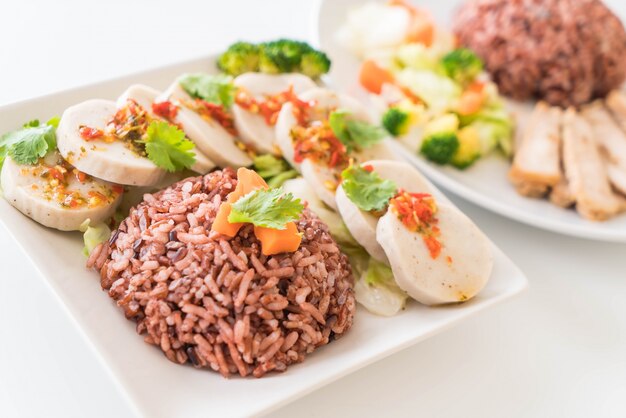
xmin=359 ymin=60 xmax=395 ymax=94
xmin=254 ymin=223 xmax=302 ymax=256
xmin=212 ymin=167 xmax=302 ymax=256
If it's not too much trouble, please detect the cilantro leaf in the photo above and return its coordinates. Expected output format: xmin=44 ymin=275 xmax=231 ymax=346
xmin=144 ymin=121 xmax=196 ymax=172
xmin=228 ymin=188 xmax=303 ymax=230
xmin=341 ymin=165 xmax=397 ymax=212
xmin=329 ymin=109 xmax=386 ymax=152
xmin=1 ymin=120 xmax=57 ymax=166
xmin=179 ymin=73 xmax=236 ymax=108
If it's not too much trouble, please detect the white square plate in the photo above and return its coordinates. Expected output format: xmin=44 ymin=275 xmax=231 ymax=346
xmin=0 ymin=54 xmax=527 ymax=417
xmin=316 ymin=0 xmax=626 ymax=243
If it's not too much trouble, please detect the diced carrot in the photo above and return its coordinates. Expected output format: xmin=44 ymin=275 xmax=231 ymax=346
xmin=457 ymin=90 xmax=485 ymax=115
xmin=254 ymin=223 xmax=302 ymax=256
xmin=359 ymin=60 xmax=395 ymax=94
xmin=212 ymin=168 xmax=269 ymax=237
xmin=212 ymin=167 xmax=302 ymax=255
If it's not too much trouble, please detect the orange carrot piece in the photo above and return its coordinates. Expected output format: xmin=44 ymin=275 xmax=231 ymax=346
xmin=388 ymin=0 xmax=434 ymax=46
xmin=457 ymin=90 xmax=485 ymax=115
xmin=359 ymin=60 xmax=395 ymax=94
xmin=254 ymin=223 xmax=302 ymax=256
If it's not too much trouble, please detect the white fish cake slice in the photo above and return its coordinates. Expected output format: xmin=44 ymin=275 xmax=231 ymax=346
xmin=376 ymin=203 xmax=493 ymax=305
xmin=56 ymin=99 xmax=166 ymax=186
xmin=118 ymin=84 xmax=218 ymax=174
xmin=275 ymin=87 xmax=372 ymax=169
xmin=300 ymin=159 xmax=339 ymax=210
xmin=233 ymin=73 xmax=317 ymax=154
xmin=1 ymin=151 xmax=122 ymax=231
xmin=335 ymin=160 xmax=433 ymax=263
xmin=159 ymin=81 xmax=252 ymax=168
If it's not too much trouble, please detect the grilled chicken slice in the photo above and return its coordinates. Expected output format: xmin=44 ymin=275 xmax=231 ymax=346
xmin=509 ymin=102 xmax=562 ymax=197
xmin=562 ymin=108 xmax=621 ymax=221
xmin=582 ymin=101 xmax=626 ymax=195
xmin=605 ymin=90 xmax=626 ymax=132
xmin=549 ymin=177 xmax=575 ymax=208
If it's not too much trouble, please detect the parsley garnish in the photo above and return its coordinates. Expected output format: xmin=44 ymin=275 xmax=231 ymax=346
xmin=228 ymin=188 xmax=304 ymax=230
xmin=341 ymin=165 xmax=397 ymax=212
xmin=329 ymin=109 xmax=386 ymax=152
xmin=0 ymin=118 xmax=58 ymax=168
xmin=179 ymin=73 xmax=236 ymax=108
xmin=143 ymin=121 xmax=196 ymax=172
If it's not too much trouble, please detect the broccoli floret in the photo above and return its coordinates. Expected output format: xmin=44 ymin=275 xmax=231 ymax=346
xmin=259 ymin=39 xmax=310 ymax=73
xmin=382 ymin=107 xmax=411 ymax=137
xmin=217 ymin=41 xmax=260 ymax=76
xmin=420 ymin=132 xmax=459 ymax=164
xmin=440 ymin=48 xmax=483 ymax=86
xmin=299 ymin=50 xmax=331 ymax=78
xmin=450 ymin=126 xmax=481 ymax=169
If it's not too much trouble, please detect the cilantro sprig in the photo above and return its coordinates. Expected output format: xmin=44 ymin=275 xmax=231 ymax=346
xmin=179 ymin=73 xmax=236 ymax=108
xmin=143 ymin=121 xmax=196 ymax=172
xmin=228 ymin=188 xmax=304 ymax=230
xmin=0 ymin=118 xmax=59 ymax=169
xmin=341 ymin=165 xmax=397 ymax=212
xmin=329 ymin=109 xmax=386 ymax=153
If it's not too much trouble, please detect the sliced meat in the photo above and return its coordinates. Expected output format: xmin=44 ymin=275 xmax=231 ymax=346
xmin=561 ymin=108 xmax=621 ymax=221
xmin=56 ymin=99 xmax=166 ymax=186
xmin=158 ymin=80 xmax=252 ymax=168
xmin=509 ymin=102 xmax=562 ymax=197
xmin=233 ymin=73 xmax=317 ymax=154
xmin=1 ymin=151 xmax=122 ymax=231
xmin=581 ymin=101 xmax=626 ymax=195
xmin=335 ymin=160 xmax=433 ymax=263
xmin=605 ymin=90 xmax=626 ymax=132
xmin=549 ymin=177 xmax=575 ymax=208
xmin=376 ymin=203 xmax=493 ymax=305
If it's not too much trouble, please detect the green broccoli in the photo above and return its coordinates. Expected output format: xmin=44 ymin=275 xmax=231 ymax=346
xmin=450 ymin=126 xmax=481 ymax=169
xmin=299 ymin=50 xmax=331 ymax=78
xmin=260 ymin=39 xmax=310 ymax=73
xmin=440 ymin=48 xmax=483 ymax=86
xmin=217 ymin=41 xmax=261 ymax=76
xmin=382 ymin=107 xmax=411 ymax=137
xmin=420 ymin=132 xmax=459 ymax=165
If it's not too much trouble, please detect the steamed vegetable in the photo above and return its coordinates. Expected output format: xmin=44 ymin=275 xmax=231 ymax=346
xmin=354 ymin=257 xmax=407 ymax=317
xmin=217 ymin=41 xmax=261 ymax=77
xmin=420 ymin=132 xmax=459 ymax=164
xmin=382 ymin=107 xmax=412 ymax=137
xmin=440 ymin=48 xmax=483 ymax=86
xmin=80 ymin=219 xmax=111 ymax=256
xmin=340 ymin=164 xmax=397 ymax=211
xmin=450 ymin=126 xmax=481 ymax=169
xmin=252 ymin=154 xmax=298 ymax=188
xmin=359 ymin=59 xmax=395 ymax=94
xmin=217 ymin=39 xmax=331 ymax=78
xmin=395 ymin=69 xmax=460 ymax=113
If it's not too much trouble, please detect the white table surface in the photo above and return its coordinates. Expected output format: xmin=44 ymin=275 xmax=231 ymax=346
xmin=1 ymin=1 xmax=625 ymax=417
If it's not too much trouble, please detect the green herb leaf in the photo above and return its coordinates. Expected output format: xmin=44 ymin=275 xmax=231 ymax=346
xmin=144 ymin=121 xmax=196 ymax=172
xmin=228 ymin=188 xmax=304 ymax=230
xmin=1 ymin=120 xmax=57 ymax=166
xmin=253 ymin=154 xmax=298 ymax=187
xmin=329 ymin=109 xmax=386 ymax=152
xmin=341 ymin=165 xmax=397 ymax=212
xmin=179 ymin=73 xmax=236 ymax=108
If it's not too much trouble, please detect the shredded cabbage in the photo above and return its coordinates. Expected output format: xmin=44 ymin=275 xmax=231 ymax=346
xmin=395 ymin=69 xmax=461 ymax=114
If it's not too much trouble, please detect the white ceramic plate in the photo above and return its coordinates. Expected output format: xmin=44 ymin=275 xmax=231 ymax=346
xmin=0 ymin=54 xmax=527 ymax=418
xmin=316 ymin=0 xmax=626 ymax=243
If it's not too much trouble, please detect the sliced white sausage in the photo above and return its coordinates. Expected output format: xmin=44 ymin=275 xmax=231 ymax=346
xmin=1 ymin=152 xmax=122 ymax=231
xmin=376 ymin=203 xmax=493 ymax=305
xmin=232 ymin=73 xmax=317 ymax=154
xmin=56 ymin=99 xmax=166 ymax=186
xmin=300 ymin=159 xmax=339 ymax=210
xmin=118 ymin=84 xmax=219 ymax=175
xmin=335 ymin=160 xmax=433 ymax=263
xmin=158 ymin=81 xmax=252 ymax=168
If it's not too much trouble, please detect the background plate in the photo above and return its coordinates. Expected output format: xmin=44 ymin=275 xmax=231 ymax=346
xmin=316 ymin=0 xmax=626 ymax=243
xmin=0 ymin=54 xmax=526 ymax=417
